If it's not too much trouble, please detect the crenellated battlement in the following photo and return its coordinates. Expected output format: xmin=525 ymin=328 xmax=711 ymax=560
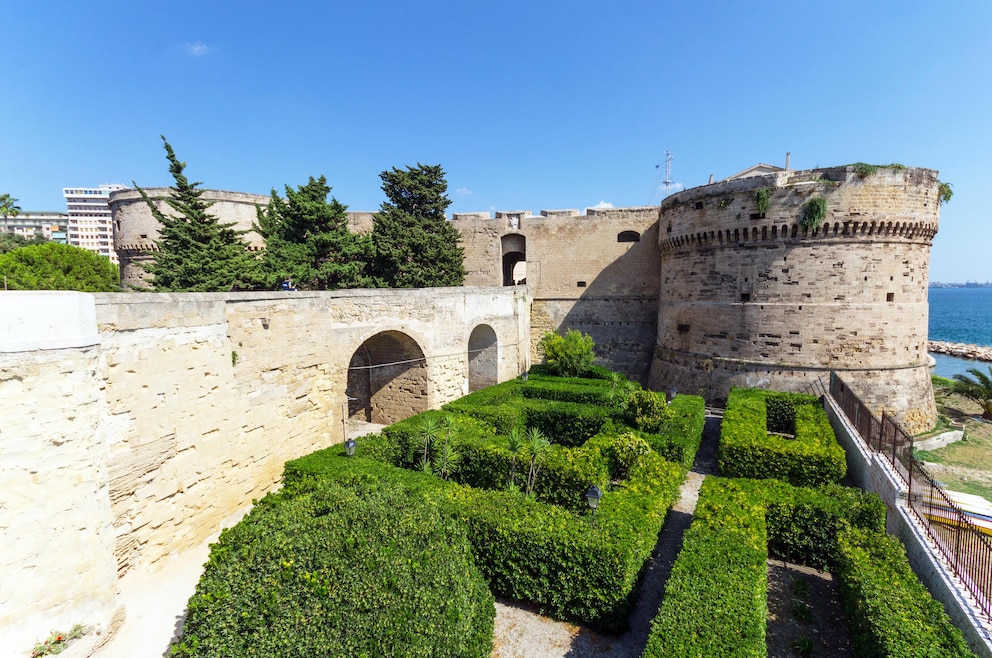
xmin=649 ymin=164 xmax=941 ymax=432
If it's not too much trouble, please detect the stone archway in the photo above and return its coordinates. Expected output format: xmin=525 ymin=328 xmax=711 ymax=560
xmin=467 ymin=324 xmax=498 ymax=392
xmin=346 ymin=331 xmax=429 ymax=425
xmin=501 ymin=234 xmax=527 ymax=286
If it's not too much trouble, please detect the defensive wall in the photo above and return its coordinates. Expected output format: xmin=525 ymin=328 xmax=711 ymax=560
xmin=648 ymin=165 xmax=940 ymax=433
xmin=0 ymin=287 xmax=529 ymax=652
xmin=455 ymin=206 xmax=661 ymax=383
xmin=110 ymin=165 xmax=942 ymax=428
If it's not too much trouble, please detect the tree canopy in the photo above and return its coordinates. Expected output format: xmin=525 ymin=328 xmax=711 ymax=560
xmin=136 ymin=137 xmax=257 ymax=292
xmin=370 ymin=163 xmax=465 ymax=288
xmin=0 ymin=242 xmax=119 ymax=291
xmin=253 ymin=176 xmax=372 ymax=290
xmin=0 ymin=231 xmax=48 ymax=254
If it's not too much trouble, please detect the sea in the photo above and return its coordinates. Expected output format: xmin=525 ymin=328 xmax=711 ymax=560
xmin=928 ymin=287 xmax=992 ymax=379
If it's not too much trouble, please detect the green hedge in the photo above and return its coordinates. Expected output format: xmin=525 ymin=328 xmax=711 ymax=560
xmin=834 ymin=527 xmax=976 ymax=658
xmin=172 ymin=479 xmax=494 ymax=658
xmin=643 ymin=478 xmax=888 ymax=658
xmin=643 ymin=478 xmax=769 ymax=657
xmin=283 ymin=450 xmax=684 ymax=632
xmin=638 ymin=395 xmax=707 ymax=469
xmin=718 ymin=388 xmax=846 ymax=486
xmin=520 ymin=378 xmax=618 ymax=405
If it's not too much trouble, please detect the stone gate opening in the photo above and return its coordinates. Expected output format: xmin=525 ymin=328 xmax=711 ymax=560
xmin=467 ymin=324 xmax=498 ymax=392
xmin=346 ymin=331 xmax=429 ymax=424
xmin=501 ymin=234 xmax=527 ymax=286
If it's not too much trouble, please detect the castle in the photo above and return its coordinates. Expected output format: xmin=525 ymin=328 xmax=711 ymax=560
xmin=0 ymin=163 xmax=941 ymax=651
xmin=111 ymin=163 xmax=941 ymax=432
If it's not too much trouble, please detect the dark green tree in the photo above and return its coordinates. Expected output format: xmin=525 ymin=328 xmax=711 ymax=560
xmin=370 ymin=163 xmax=465 ymax=288
xmin=0 ymin=242 xmax=119 ymax=291
xmin=0 ymin=231 xmax=47 ymax=254
xmin=254 ymin=176 xmax=372 ymax=290
xmin=135 ymin=137 xmax=257 ymax=292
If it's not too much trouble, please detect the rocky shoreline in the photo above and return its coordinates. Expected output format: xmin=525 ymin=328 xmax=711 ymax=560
xmin=928 ymin=340 xmax=992 ymax=362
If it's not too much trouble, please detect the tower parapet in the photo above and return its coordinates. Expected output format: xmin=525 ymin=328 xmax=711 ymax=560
xmin=648 ymin=165 xmax=940 ymax=432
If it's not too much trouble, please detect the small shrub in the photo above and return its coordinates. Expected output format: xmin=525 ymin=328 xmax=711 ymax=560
xmin=792 ymin=635 xmax=814 ymax=657
xmin=539 ymin=329 xmax=595 ymax=377
xmin=801 ymin=196 xmax=827 ymax=230
xmin=792 ymin=599 xmax=813 ymax=623
xmin=939 ymin=181 xmax=953 ymax=204
xmin=754 ymin=187 xmax=770 ymax=214
xmin=601 ymin=432 xmax=651 ymax=481
xmin=31 ymin=625 xmax=85 ymax=657
xmin=851 ymin=162 xmax=879 ymax=178
xmin=626 ymin=388 xmax=673 ymax=433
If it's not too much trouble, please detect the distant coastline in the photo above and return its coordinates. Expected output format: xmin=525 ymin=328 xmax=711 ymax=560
xmin=929 ymin=340 xmax=992 ymax=363
xmin=929 ymin=282 xmax=992 ymax=289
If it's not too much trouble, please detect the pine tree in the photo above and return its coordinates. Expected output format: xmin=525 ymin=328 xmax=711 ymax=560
xmin=135 ymin=137 xmax=257 ymax=292
xmin=370 ymin=163 xmax=465 ymax=288
xmin=253 ymin=176 xmax=372 ymax=290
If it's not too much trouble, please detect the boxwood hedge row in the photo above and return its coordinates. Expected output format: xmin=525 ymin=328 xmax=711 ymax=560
xmin=835 ymin=527 xmax=976 ymax=658
xmin=642 ymin=477 xmax=975 ymax=658
xmin=172 ymin=479 xmax=494 ymax=658
xmin=283 ymin=447 xmax=684 ymax=631
xmin=718 ymin=388 xmax=846 ymax=486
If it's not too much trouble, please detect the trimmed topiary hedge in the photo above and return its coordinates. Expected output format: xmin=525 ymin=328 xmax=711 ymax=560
xmin=172 ymin=479 xmax=494 ymax=658
xmin=643 ymin=478 xmax=883 ymax=657
xmin=718 ymin=388 xmax=846 ymax=486
xmin=834 ymin=527 xmax=976 ymax=658
xmin=283 ymin=448 xmax=684 ymax=632
xmin=637 ymin=394 xmax=707 ymax=469
xmin=643 ymin=477 xmax=974 ymax=658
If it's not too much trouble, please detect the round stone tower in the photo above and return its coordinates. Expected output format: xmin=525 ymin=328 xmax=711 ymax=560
xmin=647 ymin=165 xmax=940 ymax=433
xmin=110 ymin=188 xmax=270 ymax=289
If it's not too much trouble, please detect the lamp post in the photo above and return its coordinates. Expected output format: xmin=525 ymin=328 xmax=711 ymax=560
xmin=342 ymin=395 xmax=357 ymax=449
xmin=585 ymin=484 xmax=602 ymax=511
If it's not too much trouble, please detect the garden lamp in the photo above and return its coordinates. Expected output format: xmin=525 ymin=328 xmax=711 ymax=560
xmin=344 ymin=437 xmax=357 ymax=457
xmin=521 ymin=370 xmax=529 ymax=382
xmin=585 ymin=484 xmax=602 ymax=510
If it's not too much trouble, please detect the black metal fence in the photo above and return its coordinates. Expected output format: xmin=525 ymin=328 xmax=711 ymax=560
xmin=828 ymin=372 xmax=991 ymax=623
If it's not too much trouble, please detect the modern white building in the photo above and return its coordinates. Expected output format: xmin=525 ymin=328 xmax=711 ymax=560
xmin=63 ymin=184 xmax=128 ymax=263
xmin=1 ymin=211 xmax=68 ymax=243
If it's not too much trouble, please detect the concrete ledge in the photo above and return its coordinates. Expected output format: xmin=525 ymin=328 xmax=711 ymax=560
xmin=0 ymin=291 xmax=99 ymax=352
xmin=916 ymin=429 xmax=965 ymax=451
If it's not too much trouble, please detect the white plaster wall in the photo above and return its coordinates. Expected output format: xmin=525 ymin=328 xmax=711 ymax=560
xmin=0 ymin=292 xmax=120 ymax=654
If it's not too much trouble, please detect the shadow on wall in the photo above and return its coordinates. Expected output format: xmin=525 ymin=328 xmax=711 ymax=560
xmin=347 ymin=331 xmax=429 ymax=424
xmin=546 ymin=222 xmax=661 ymax=385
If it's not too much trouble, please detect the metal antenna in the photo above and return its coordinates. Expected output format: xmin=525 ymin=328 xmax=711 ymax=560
xmin=662 ymin=150 xmax=673 ymax=198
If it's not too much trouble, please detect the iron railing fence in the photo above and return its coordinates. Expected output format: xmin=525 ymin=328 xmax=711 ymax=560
xmin=828 ymin=372 xmax=992 ymax=623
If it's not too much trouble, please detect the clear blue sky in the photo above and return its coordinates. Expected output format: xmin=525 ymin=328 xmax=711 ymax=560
xmin=2 ymin=1 xmax=989 ymax=282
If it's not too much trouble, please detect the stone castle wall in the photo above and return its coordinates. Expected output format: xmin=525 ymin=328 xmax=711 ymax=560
xmin=648 ymin=166 xmax=940 ymax=432
xmin=0 ymin=287 xmax=529 ymax=652
xmin=455 ymin=206 xmax=661 ymax=382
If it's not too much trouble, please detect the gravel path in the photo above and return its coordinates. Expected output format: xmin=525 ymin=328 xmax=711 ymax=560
xmin=490 ymin=411 xmax=722 ymax=658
